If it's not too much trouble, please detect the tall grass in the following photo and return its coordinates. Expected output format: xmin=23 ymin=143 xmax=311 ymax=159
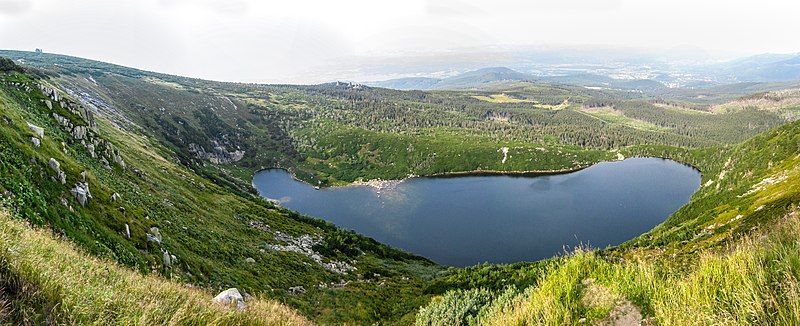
xmin=0 ymin=210 xmax=310 ymax=325
xmin=418 ymin=209 xmax=800 ymax=325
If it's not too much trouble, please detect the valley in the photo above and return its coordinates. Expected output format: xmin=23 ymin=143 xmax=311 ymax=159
xmin=1 ymin=50 xmax=800 ymax=324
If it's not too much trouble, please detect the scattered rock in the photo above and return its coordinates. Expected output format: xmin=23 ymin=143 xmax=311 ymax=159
xmin=86 ymin=143 xmax=96 ymax=158
xmin=163 ymin=250 xmax=171 ymax=267
xmin=111 ymin=192 xmax=121 ymax=202
xmin=266 ymin=232 xmax=356 ymax=274
xmin=245 ymin=257 xmax=256 ymax=263
xmin=188 ymin=141 xmax=245 ymax=164
xmin=48 ymin=158 xmax=66 ymax=184
xmin=124 ymin=223 xmax=131 ymax=239
xmin=212 ymin=288 xmax=246 ymax=310
xmin=69 ymin=182 xmax=92 ymax=206
xmin=27 ymin=122 xmax=44 ymax=138
xmin=248 ymin=220 xmax=271 ymax=231
xmin=30 ymin=137 xmax=40 ymax=147
xmin=289 ymin=286 xmax=306 ymax=296
xmin=146 ymin=227 xmax=162 ymax=244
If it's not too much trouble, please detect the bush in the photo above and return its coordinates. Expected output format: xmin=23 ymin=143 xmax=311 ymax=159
xmin=0 ymin=57 xmax=24 ymax=74
xmin=415 ymin=288 xmax=494 ymax=326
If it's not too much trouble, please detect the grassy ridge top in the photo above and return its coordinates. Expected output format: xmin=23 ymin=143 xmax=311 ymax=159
xmin=0 ymin=210 xmax=311 ymax=325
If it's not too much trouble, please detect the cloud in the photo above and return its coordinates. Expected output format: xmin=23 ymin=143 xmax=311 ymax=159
xmin=0 ymin=0 xmax=32 ymax=15
xmin=158 ymin=0 xmax=247 ymax=15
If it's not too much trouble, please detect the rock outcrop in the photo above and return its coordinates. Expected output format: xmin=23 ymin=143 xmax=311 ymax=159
xmin=147 ymin=227 xmax=163 ymax=244
xmin=69 ymin=182 xmax=92 ymax=206
xmin=188 ymin=140 xmax=245 ymax=164
xmin=266 ymin=231 xmax=356 ymax=274
xmin=40 ymin=83 xmax=125 ymax=170
xmin=48 ymin=158 xmax=66 ymax=184
xmin=27 ymin=122 xmax=44 ymax=138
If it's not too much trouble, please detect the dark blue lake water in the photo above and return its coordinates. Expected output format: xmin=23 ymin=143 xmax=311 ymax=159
xmin=252 ymin=158 xmax=700 ymax=266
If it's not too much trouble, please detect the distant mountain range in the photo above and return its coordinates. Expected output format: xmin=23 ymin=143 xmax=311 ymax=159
xmin=365 ymin=53 xmax=800 ymax=91
xmin=366 ymin=67 xmax=667 ymax=91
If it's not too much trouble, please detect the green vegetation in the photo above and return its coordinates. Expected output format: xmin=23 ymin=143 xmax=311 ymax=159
xmin=0 ymin=50 xmax=788 ymax=187
xmin=579 ymin=106 xmax=668 ymax=132
xmin=2 ymin=51 xmax=800 ymax=324
xmin=0 ymin=210 xmax=310 ymax=325
xmin=417 ymin=119 xmax=800 ymax=324
xmin=0 ymin=58 xmax=437 ymax=324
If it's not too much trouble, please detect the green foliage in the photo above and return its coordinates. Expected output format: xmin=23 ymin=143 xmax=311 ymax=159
xmin=3 ymin=50 xmax=800 ymax=325
xmin=0 ymin=66 xmax=437 ymax=324
xmin=415 ymin=288 xmax=495 ymax=326
xmin=0 ymin=57 xmax=24 ymax=74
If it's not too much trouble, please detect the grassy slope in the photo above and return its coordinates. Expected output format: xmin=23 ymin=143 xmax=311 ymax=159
xmin=416 ymin=120 xmax=800 ymax=324
xmin=0 ymin=69 xmax=437 ymax=324
xmin=0 ymin=210 xmax=310 ymax=325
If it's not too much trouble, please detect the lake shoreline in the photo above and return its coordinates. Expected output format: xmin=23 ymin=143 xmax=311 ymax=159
xmin=251 ymin=157 xmax=702 ymax=266
xmin=254 ymin=163 xmax=595 ymax=191
xmin=252 ymin=156 xmax=702 ymax=191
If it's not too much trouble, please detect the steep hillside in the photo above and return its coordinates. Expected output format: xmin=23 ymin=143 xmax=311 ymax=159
xmin=0 ymin=209 xmax=310 ymax=325
xmin=0 ymin=58 xmax=437 ymax=324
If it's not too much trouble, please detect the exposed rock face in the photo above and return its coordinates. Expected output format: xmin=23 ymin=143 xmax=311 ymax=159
xmin=69 ymin=182 xmax=92 ymax=206
xmin=188 ymin=140 xmax=245 ymax=164
xmin=266 ymin=231 xmax=356 ymax=274
xmin=212 ymin=288 xmax=246 ymax=310
xmin=48 ymin=158 xmax=66 ymax=184
xmin=147 ymin=227 xmax=163 ymax=244
xmin=40 ymin=83 xmax=126 ymax=171
xmin=27 ymin=122 xmax=44 ymax=138
xmin=71 ymin=125 xmax=87 ymax=140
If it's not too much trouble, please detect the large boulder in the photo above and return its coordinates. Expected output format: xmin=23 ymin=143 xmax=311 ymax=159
xmin=212 ymin=288 xmax=246 ymax=310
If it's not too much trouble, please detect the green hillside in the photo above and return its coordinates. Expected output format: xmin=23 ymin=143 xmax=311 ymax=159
xmin=0 ymin=57 xmax=437 ymax=324
xmin=417 ymin=118 xmax=800 ymax=325
xmin=2 ymin=51 xmax=800 ymax=324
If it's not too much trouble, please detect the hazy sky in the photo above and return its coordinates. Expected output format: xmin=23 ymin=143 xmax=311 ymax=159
xmin=1 ymin=0 xmax=799 ymax=83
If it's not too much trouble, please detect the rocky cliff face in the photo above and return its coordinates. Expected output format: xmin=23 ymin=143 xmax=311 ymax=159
xmin=39 ymin=83 xmax=125 ymax=170
xmin=188 ymin=140 xmax=245 ymax=164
